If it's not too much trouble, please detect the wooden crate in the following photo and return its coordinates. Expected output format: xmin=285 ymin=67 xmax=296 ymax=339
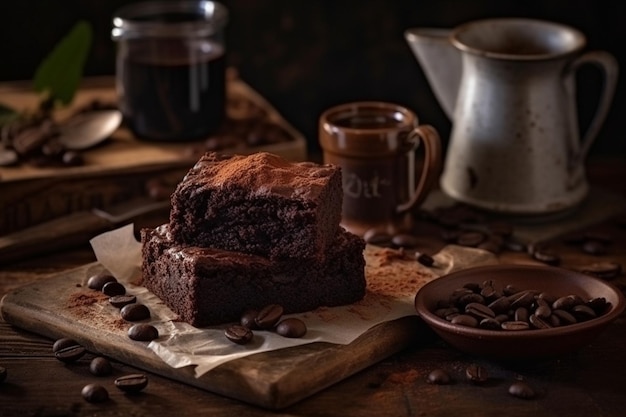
xmin=0 ymin=75 xmax=307 ymax=234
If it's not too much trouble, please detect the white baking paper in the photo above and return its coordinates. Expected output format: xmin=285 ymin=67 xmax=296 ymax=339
xmin=90 ymin=225 xmax=497 ymax=377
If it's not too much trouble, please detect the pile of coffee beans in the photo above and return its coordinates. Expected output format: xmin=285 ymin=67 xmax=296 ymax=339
xmin=427 ymin=365 xmax=537 ymax=399
xmin=433 ymin=280 xmax=610 ymax=331
xmin=224 ymin=303 xmax=308 ymax=345
xmin=86 ymin=271 xmax=158 ymax=342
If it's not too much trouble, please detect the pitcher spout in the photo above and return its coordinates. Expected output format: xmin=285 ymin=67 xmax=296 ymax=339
xmin=404 ymin=28 xmax=461 ymax=120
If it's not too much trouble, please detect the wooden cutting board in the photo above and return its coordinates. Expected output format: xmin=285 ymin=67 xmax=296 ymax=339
xmin=0 ymin=261 xmax=424 ymax=410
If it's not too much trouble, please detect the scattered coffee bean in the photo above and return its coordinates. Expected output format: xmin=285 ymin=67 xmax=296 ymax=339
xmin=114 ymin=374 xmax=149 ymax=393
xmin=531 ymin=248 xmax=561 ymax=266
xmin=416 ymin=252 xmax=435 ymax=267
xmin=508 ymin=381 xmax=536 ymax=399
xmin=0 ymin=366 xmax=7 ymax=383
xmin=276 ymin=318 xmax=307 ymax=338
xmin=503 ymin=237 xmax=527 ymax=253
xmin=457 ymin=231 xmax=486 ymax=247
xmin=102 ymin=281 xmax=126 ymax=296
xmin=128 ymin=324 xmax=159 ymax=341
xmin=427 ymin=369 xmax=451 ymax=385
xmin=109 ymin=294 xmax=137 ymax=309
xmin=87 ymin=272 xmax=117 ymax=291
xmin=89 ymin=357 xmax=113 ymax=376
xmin=579 ymin=262 xmax=622 ymax=280
xmin=121 ymin=303 xmax=151 ymax=321
xmin=0 ymin=148 xmax=18 ymax=166
xmin=52 ymin=337 xmax=79 ymax=353
xmin=225 ymin=325 xmax=254 ymax=344
xmin=465 ymin=364 xmax=488 ymax=384
xmin=54 ymin=344 xmax=87 ymax=363
xmin=582 ymin=240 xmax=607 ymax=256
xmin=255 ymin=304 xmax=284 ymax=329
xmin=240 ymin=309 xmax=260 ymax=329
xmin=363 ymin=229 xmax=392 ymax=246
xmin=82 ymin=383 xmax=109 ymax=403
xmin=391 ymin=233 xmax=419 ymax=248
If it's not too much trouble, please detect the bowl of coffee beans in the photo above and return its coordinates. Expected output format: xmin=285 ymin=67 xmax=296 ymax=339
xmin=414 ymin=264 xmax=625 ymax=359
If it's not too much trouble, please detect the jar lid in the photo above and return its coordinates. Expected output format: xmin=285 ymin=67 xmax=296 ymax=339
xmin=112 ymin=0 xmax=228 ymax=40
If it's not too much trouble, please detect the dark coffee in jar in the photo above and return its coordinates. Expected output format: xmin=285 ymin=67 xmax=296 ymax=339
xmin=112 ymin=1 xmax=229 ymax=142
xmin=120 ymin=39 xmax=225 ymax=141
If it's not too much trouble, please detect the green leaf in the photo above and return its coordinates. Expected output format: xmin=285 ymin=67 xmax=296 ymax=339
xmin=33 ymin=20 xmax=93 ymax=106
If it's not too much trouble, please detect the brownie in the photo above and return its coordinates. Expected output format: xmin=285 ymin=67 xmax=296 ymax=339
xmin=141 ymin=224 xmax=366 ymax=327
xmin=168 ymin=152 xmax=342 ymax=261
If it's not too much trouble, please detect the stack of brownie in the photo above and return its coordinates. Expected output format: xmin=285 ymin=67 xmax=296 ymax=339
xmin=141 ymin=152 xmax=366 ymax=327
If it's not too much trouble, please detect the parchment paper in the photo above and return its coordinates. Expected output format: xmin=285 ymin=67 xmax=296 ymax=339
xmin=90 ymin=225 xmax=497 ymax=377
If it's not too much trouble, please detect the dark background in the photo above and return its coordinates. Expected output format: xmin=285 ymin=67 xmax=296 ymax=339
xmin=0 ymin=0 xmax=624 ymax=157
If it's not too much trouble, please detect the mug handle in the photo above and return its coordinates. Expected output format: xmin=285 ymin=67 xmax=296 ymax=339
xmin=396 ymin=124 xmax=443 ymax=214
xmin=565 ymin=50 xmax=618 ymax=171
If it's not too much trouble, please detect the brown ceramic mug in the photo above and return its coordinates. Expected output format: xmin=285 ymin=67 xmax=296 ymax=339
xmin=319 ymin=102 xmax=442 ymax=237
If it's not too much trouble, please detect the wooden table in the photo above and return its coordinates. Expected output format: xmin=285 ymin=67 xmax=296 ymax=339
xmin=1 ymin=156 xmax=625 ymax=417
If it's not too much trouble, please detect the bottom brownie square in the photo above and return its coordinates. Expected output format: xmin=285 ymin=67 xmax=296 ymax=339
xmin=141 ymin=225 xmax=366 ymax=327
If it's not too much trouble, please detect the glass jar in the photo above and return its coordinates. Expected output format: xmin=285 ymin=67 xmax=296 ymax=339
xmin=112 ymin=1 xmax=228 ymax=141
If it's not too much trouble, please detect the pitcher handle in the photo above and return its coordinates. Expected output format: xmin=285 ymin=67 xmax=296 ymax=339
xmin=396 ymin=125 xmax=442 ymax=214
xmin=565 ymin=51 xmax=619 ymax=170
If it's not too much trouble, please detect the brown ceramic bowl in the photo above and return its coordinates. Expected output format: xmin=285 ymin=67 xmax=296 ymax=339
xmin=414 ymin=264 xmax=625 ymax=359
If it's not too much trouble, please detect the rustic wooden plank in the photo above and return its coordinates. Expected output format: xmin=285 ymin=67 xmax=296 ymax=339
xmin=0 ymin=262 xmax=423 ymax=409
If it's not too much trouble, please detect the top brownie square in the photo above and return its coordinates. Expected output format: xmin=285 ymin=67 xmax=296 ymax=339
xmin=169 ymin=152 xmax=343 ymax=260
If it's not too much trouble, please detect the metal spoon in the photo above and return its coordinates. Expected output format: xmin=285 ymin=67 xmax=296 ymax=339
xmin=58 ymin=109 xmax=123 ymax=150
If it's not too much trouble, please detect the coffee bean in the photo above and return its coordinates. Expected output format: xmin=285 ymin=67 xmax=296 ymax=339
xmin=121 ymin=303 xmax=151 ymax=321
xmin=89 ymin=357 xmax=113 ymax=376
xmin=480 ymin=284 xmax=499 ymax=300
xmin=514 ymin=307 xmax=529 ymax=323
xmin=479 ymin=318 xmax=502 ymax=330
xmin=224 ymin=325 xmax=254 ymax=344
xmin=552 ymin=295 xmax=578 ymax=311
xmin=115 ymin=374 xmax=149 ymax=393
xmin=501 ymin=321 xmax=530 ymax=331
xmin=465 ymin=364 xmax=488 ymax=383
xmin=435 ymin=307 xmax=459 ymax=319
xmin=52 ymin=337 xmax=79 ymax=353
xmin=457 ymin=231 xmax=486 ymax=247
xmin=128 ymin=324 xmax=158 ymax=341
xmin=465 ymin=302 xmax=495 ymax=320
xmin=571 ymin=304 xmax=597 ymax=321
xmin=240 ymin=309 xmax=260 ymax=329
xmin=363 ymin=229 xmax=392 ymax=246
xmin=276 ymin=318 xmax=307 ymax=338
xmin=587 ymin=297 xmax=609 ymax=314
xmin=102 ymin=281 xmax=126 ymax=296
xmin=509 ymin=381 xmax=536 ymax=399
xmin=487 ymin=296 xmax=511 ymax=314
xmin=87 ymin=272 xmax=117 ymax=291
xmin=110 ymin=294 xmax=137 ymax=308
xmin=458 ymin=292 xmax=485 ymax=306
xmin=531 ymin=248 xmax=560 ymax=265
xmin=82 ymin=383 xmax=109 ymax=403
xmin=504 ymin=237 xmax=527 ymax=253
xmin=535 ymin=305 xmax=552 ymax=319
xmin=579 ymin=262 xmax=622 ymax=280
xmin=0 ymin=366 xmax=7 ymax=383
xmin=503 ymin=284 xmax=520 ymax=296
xmin=61 ymin=150 xmax=84 ymax=166
xmin=509 ymin=291 xmax=536 ymax=309
xmin=416 ymin=252 xmax=435 ymax=267
xmin=529 ymin=314 xmax=552 ymax=329
xmin=552 ymin=309 xmax=577 ymax=325
xmin=427 ymin=369 xmax=451 ymax=385
xmin=451 ymin=314 xmax=478 ymax=328
xmin=255 ymin=304 xmax=284 ymax=329
xmin=391 ymin=233 xmax=419 ymax=248
xmin=0 ymin=148 xmax=18 ymax=166
xmin=55 ymin=344 xmax=87 ymax=363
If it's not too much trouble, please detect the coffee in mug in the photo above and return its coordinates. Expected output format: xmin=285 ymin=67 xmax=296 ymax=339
xmin=319 ymin=101 xmax=442 ymax=236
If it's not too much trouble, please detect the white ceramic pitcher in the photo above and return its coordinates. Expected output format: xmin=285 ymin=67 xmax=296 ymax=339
xmin=405 ymin=18 xmax=618 ymax=215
